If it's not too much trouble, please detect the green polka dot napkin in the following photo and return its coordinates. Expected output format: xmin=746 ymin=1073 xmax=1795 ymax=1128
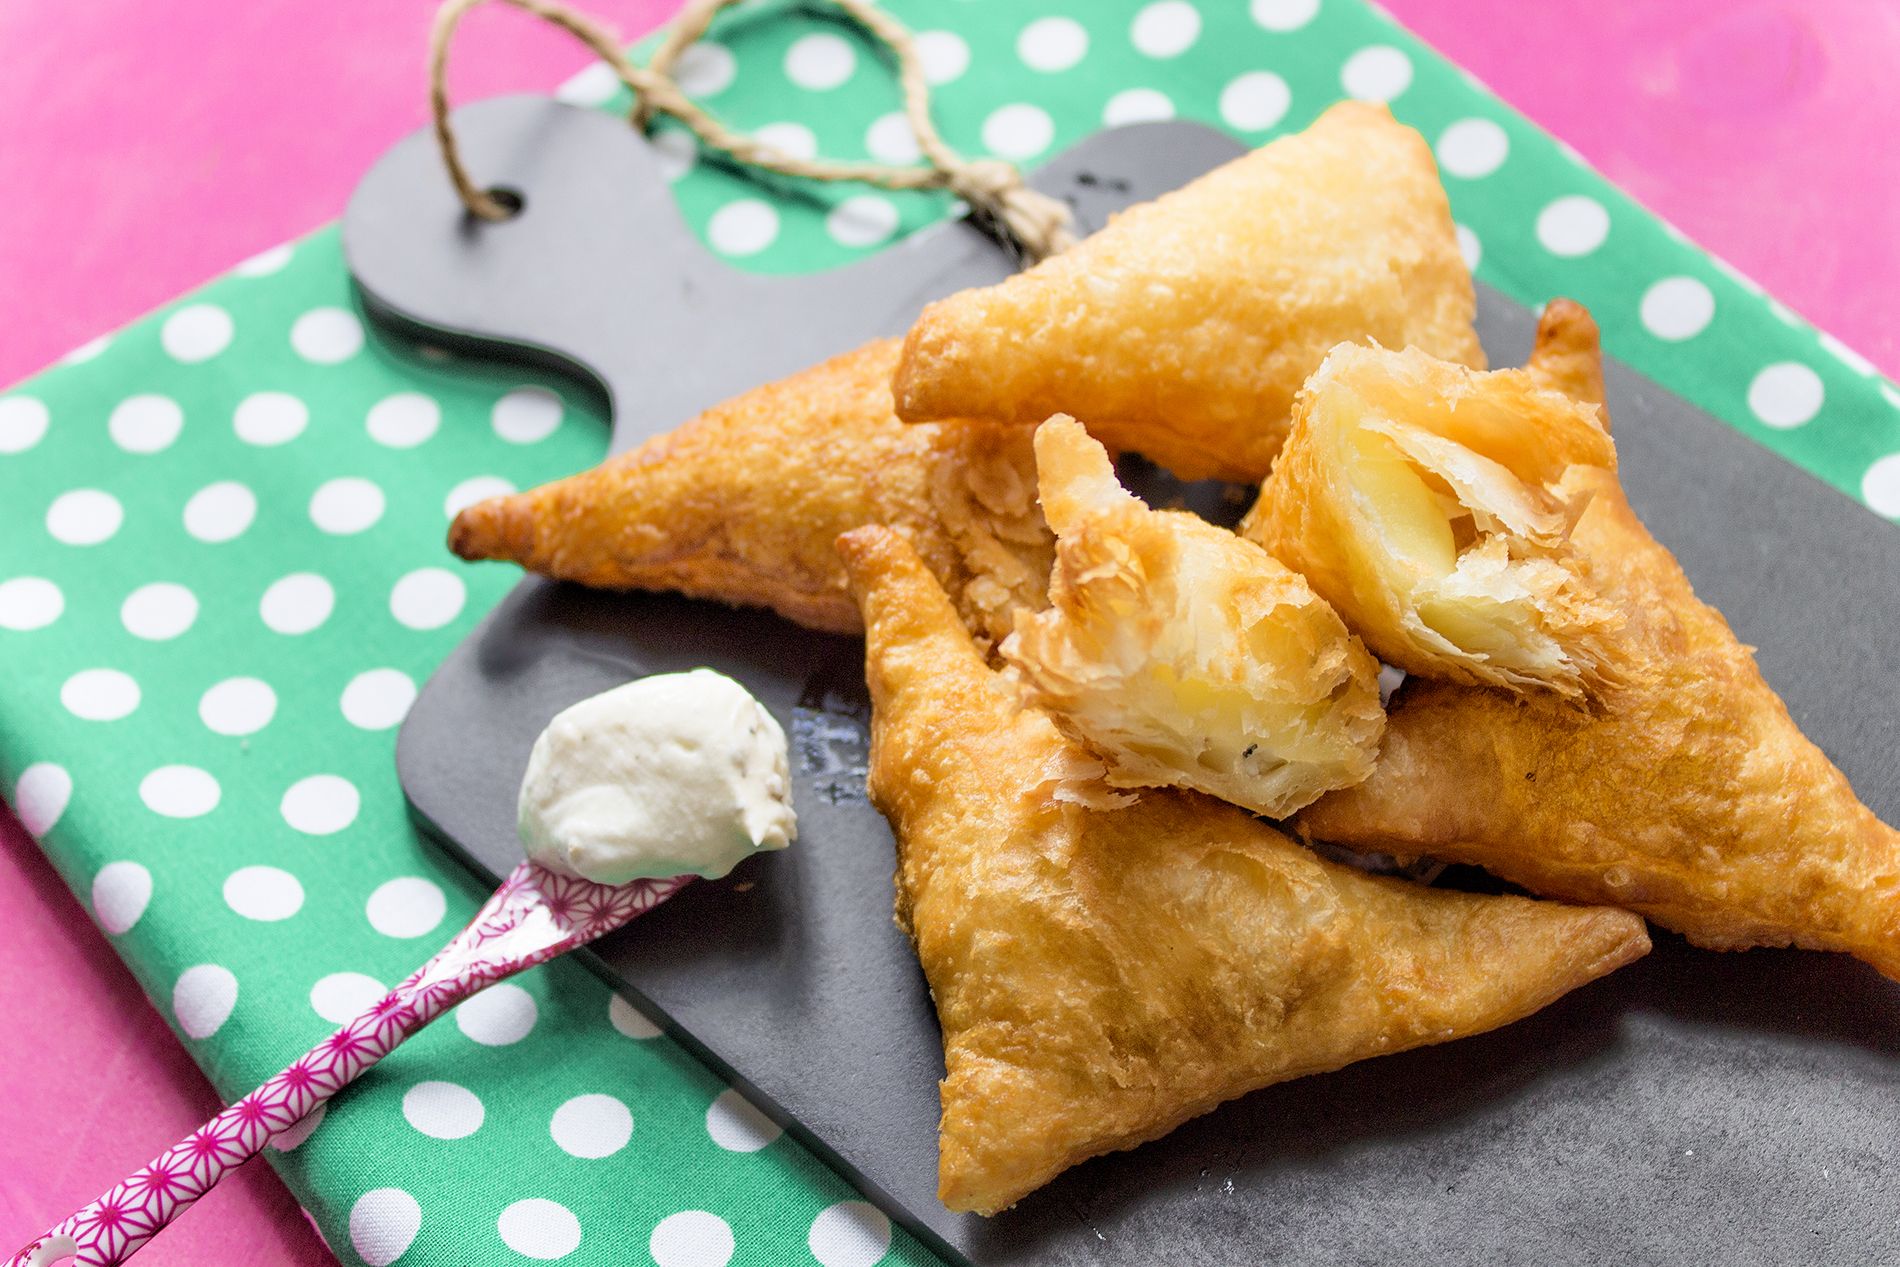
xmin=3 ymin=1 xmax=1897 ymax=1264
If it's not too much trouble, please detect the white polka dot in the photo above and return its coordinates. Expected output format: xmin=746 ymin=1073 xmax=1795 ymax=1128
xmin=291 ymin=307 xmax=365 ymax=364
xmin=366 ymin=392 xmax=440 ymax=448
xmin=808 ymin=1201 xmax=890 ymax=1267
xmin=915 ymin=30 xmax=970 ymax=85
xmin=281 ymin=774 xmax=360 ymax=836
xmin=492 ymin=387 xmax=564 ymax=444
xmin=13 ymin=763 xmax=71 ymax=835
xmin=550 ymin=1093 xmax=633 ymax=1159
xmin=61 ymin=668 xmax=141 ymax=721
xmin=705 ymin=1089 xmax=781 ymax=1153
xmin=234 ymin=243 xmax=294 ymax=277
xmin=456 ymin=982 xmax=537 ymax=1046
xmin=341 ymin=668 xmax=418 ymax=730
xmin=1218 ymin=71 xmax=1291 ymax=132
xmin=444 ymin=475 xmax=515 ymax=519
xmin=674 ymin=41 xmax=736 ymax=97
xmin=1640 ymin=276 xmax=1715 ymax=341
xmin=754 ymin=122 xmax=818 ymax=162
xmin=1252 ymin=0 xmax=1319 ymax=30
xmin=652 ymin=129 xmax=697 ymax=183
xmin=1536 ymin=195 xmax=1610 ymax=257
xmin=200 ymin=677 xmax=277 ymax=736
xmin=1018 ymin=16 xmax=1088 ymax=71
xmin=827 ymin=196 xmax=900 ymax=249
xmin=309 ymin=476 xmax=386 ymax=535
xmin=92 ymin=861 xmax=153 ymax=934
xmin=706 ymin=199 xmax=780 ymax=257
xmin=556 ymin=62 xmax=621 ymax=106
xmin=1748 ymin=362 xmax=1825 ymax=429
xmin=1456 ymin=224 xmax=1482 ymax=271
xmin=1103 ymin=87 xmax=1175 ymax=126
xmin=223 ymin=865 xmax=305 ymax=922
xmin=864 ymin=113 xmax=920 ymax=164
xmin=174 ymin=964 xmax=238 ymax=1038
xmin=141 ymin=765 xmax=220 ymax=819
xmin=310 ymin=971 xmax=387 ymax=1024
xmin=785 ymin=32 xmax=855 ymax=90
xmin=1342 ymin=44 xmax=1412 ymax=101
xmin=390 ymin=567 xmax=466 ymax=631
xmin=649 ymin=1211 xmax=734 ymax=1267
xmin=0 ymin=577 xmax=63 ymax=631
xmin=270 ymin=1103 xmax=326 ymax=1152
xmin=109 ymin=394 xmax=184 ymax=454
xmin=609 ymin=994 xmax=661 ymax=1039
xmin=982 ymin=103 xmax=1056 ymax=161
xmin=233 ymin=391 xmax=308 ymax=446
xmin=1131 ymin=0 xmax=1201 ymax=57
xmin=183 ymin=481 xmax=258 ymax=543
xmin=121 ymin=582 xmax=198 ymax=641
xmin=499 ymin=1198 xmax=582 ymax=1261
xmin=0 ymin=395 xmax=49 ymax=453
xmin=1818 ymin=331 xmax=1877 ymax=377
xmin=160 ymin=304 xmax=234 ymax=363
xmin=261 ymin=572 xmax=335 ymax=635
xmin=402 ymin=1081 xmax=485 ymax=1140
xmin=46 ymin=489 xmax=123 ymax=546
xmin=61 ymin=335 xmax=111 ymax=366
xmin=1862 ymin=454 xmax=1900 ymax=518
xmin=349 ymin=1188 xmax=421 ymax=1267
xmin=366 ymin=876 xmax=447 ymax=939
xmin=1436 ymin=117 xmax=1509 ymax=178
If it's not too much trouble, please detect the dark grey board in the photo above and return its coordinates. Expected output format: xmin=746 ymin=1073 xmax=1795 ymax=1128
xmin=347 ymin=98 xmax=1900 ymax=1265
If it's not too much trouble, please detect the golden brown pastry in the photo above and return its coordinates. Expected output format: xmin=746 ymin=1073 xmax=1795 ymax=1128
xmin=1301 ymin=301 xmax=1900 ymax=979
xmin=891 ymin=101 xmax=1483 ymax=482
xmin=448 ymin=339 xmax=1050 ymax=642
xmin=1001 ymin=415 xmax=1384 ymax=819
xmin=1241 ymin=341 xmax=1623 ymax=698
xmin=838 ymin=524 xmax=1649 ymax=1215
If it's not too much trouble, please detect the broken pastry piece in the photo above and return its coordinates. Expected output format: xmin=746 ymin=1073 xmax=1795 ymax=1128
xmin=838 ymin=524 xmax=1648 ymax=1215
xmin=1241 ymin=342 xmax=1622 ymax=698
xmin=1001 ymin=416 xmax=1383 ymax=819
xmin=892 ymin=101 xmax=1483 ymax=482
xmin=449 ymin=339 xmax=1051 ymax=643
xmin=1301 ymin=301 xmax=1900 ymax=980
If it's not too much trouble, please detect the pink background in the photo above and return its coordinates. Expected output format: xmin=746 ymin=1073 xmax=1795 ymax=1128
xmin=3 ymin=1 xmax=1895 ymax=1260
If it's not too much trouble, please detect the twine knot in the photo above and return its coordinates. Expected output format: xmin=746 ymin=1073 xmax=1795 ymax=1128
xmin=430 ymin=0 xmax=1077 ymax=264
xmin=946 ymin=159 xmax=1077 ymax=262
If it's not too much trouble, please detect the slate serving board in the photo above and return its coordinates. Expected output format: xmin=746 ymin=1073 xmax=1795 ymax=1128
xmin=346 ymin=98 xmax=1900 ymax=1265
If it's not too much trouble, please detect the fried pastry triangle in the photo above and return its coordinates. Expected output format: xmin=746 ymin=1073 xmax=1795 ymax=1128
xmin=838 ymin=524 xmax=1648 ymax=1215
xmin=448 ymin=339 xmax=1050 ymax=642
xmin=1301 ymin=301 xmax=1900 ymax=978
xmin=1002 ymin=415 xmax=1384 ymax=819
xmin=892 ymin=101 xmax=1484 ymax=481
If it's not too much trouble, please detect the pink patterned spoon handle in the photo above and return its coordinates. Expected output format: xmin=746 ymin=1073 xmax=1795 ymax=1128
xmin=8 ymin=862 xmax=688 ymax=1267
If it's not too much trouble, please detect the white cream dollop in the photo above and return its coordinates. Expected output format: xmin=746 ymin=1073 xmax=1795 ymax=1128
xmin=517 ymin=669 xmax=797 ymax=884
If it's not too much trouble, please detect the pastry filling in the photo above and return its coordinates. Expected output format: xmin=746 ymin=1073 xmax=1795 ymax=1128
xmin=1320 ymin=364 xmax=1613 ymax=693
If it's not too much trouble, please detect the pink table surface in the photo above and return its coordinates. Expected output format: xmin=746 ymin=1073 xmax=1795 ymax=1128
xmin=3 ymin=0 xmax=1897 ymax=1261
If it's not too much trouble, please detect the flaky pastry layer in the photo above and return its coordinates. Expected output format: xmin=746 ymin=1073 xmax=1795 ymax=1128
xmin=1243 ymin=341 xmax=1622 ymax=697
xmin=1003 ymin=416 xmax=1383 ymax=818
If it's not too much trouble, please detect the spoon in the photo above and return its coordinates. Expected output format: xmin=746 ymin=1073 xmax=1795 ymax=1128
xmin=7 ymin=862 xmax=688 ymax=1267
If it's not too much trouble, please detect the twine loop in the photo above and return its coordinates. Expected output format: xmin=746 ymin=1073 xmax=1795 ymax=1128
xmin=428 ymin=0 xmax=1076 ymax=262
